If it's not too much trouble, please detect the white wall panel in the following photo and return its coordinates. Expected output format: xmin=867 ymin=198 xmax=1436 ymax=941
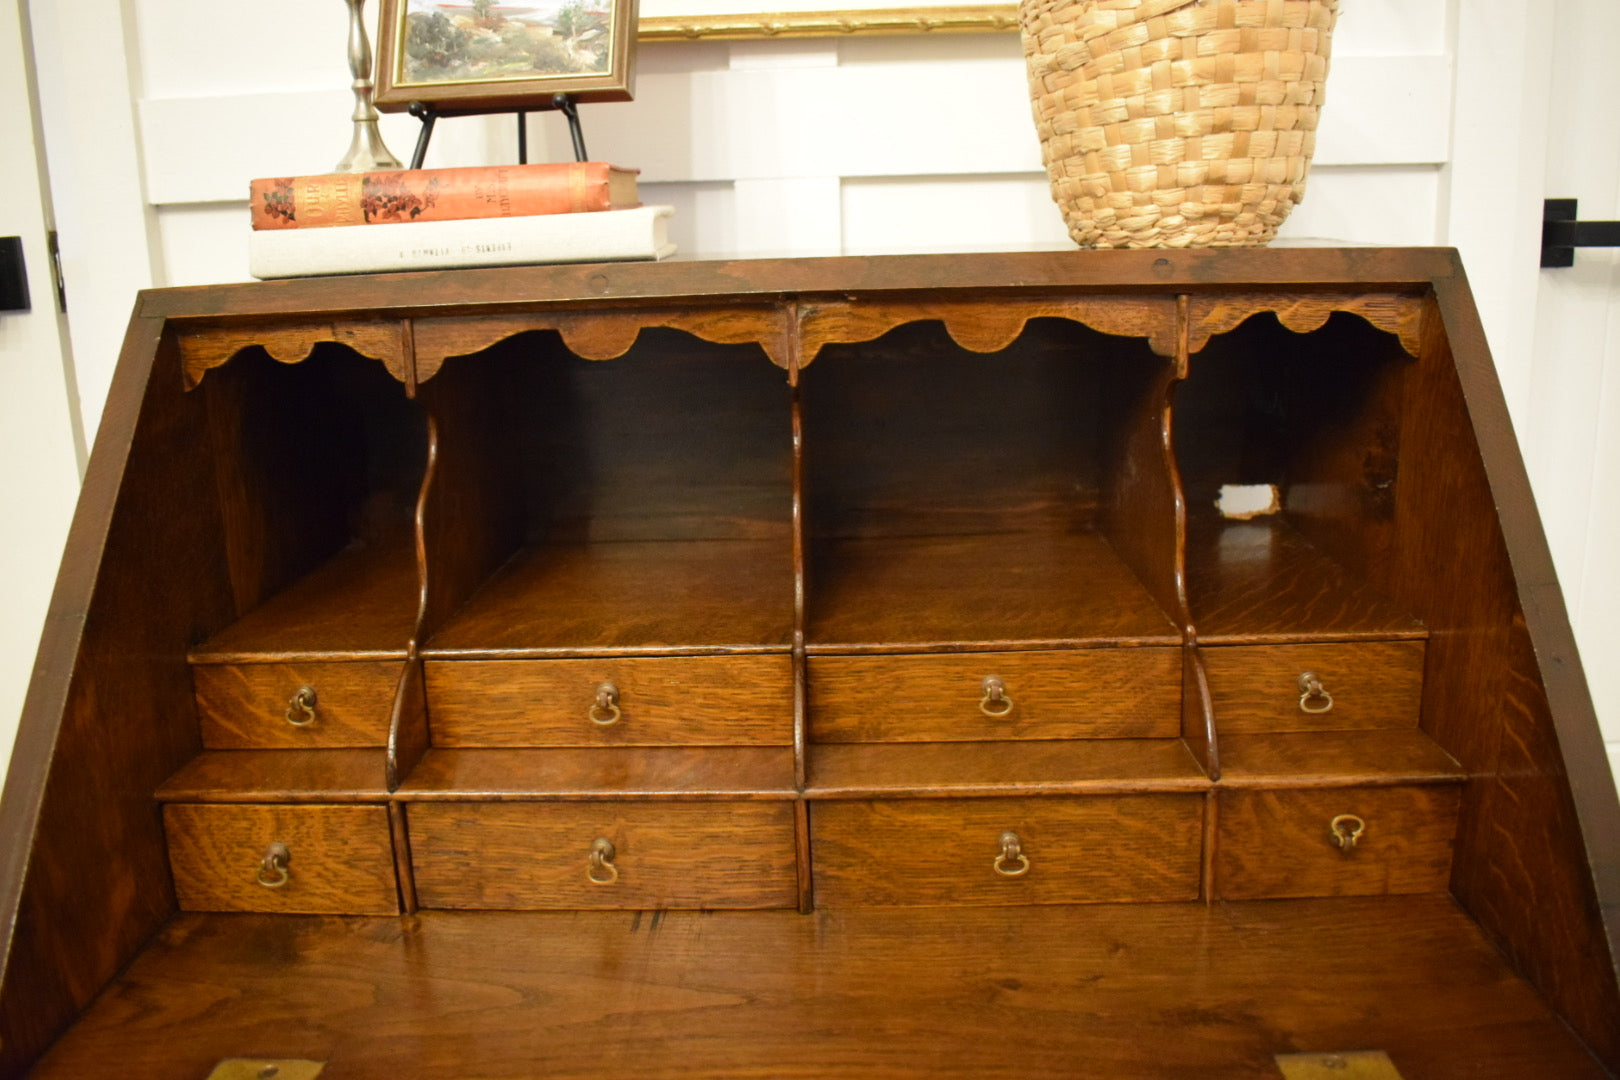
xmin=1274 ymin=166 xmax=1442 ymax=246
xmin=138 ymin=52 xmax=1450 ymax=208
xmin=842 ymin=174 xmax=1069 ymax=254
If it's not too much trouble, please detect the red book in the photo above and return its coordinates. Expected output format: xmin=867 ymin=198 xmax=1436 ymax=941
xmin=249 ymin=161 xmax=640 ymax=231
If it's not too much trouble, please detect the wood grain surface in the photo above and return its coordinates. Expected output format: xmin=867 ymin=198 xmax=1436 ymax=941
xmin=163 ymin=804 xmax=399 ymax=915
xmin=425 ymin=655 xmax=794 ymax=746
xmin=811 ymin=795 xmax=1203 ymax=906
xmin=27 ymin=899 xmax=1610 ymax=1079
xmin=408 ymin=800 xmax=798 ymax=909
xmin=805 ymin=739 xmax=1208 ymax=797
xmin=1200 ymin=641 xmax=1426 ymax=734
xmin=193 ymin=661 xmax=403 ymax=748
xmin=155 ymin=750 xmax=392 ymax=802
xmin=806 ymin=533 xmax=1179 ymax=650
xmin=1215 ymin=786 xmax=1460 ymax=900
xmin=189 ymin=536 xmax=421 ymax=661
xmin=397 ymin=746 xmax=798 ymax=799
xmin=423 ymin=539 xmax=795 ymax=654
xmin=808 ymin=649 xmax=1181 ymax=741
xmin=1183 ymin=517 xmax=1425 ymax=644
xmin=1217 ymin=731 xmax=1465 ymax=788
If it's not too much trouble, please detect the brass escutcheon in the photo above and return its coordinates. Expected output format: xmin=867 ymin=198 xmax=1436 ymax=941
xmin=285 ymin=685 xmax=318 ymax=726
xmin=589 ymin=681 xmax=622 ymax=726
xmin=1329 ymin=814 xmax=1366 ymax=854
xmin=587 ymin=837 xmax=619 ymax=884
xmin=994 ymin=830 xmax=1030 ymax=877
xmin=256 ymin=841 xmax=292 ymax=888
xmin=1298 ymin=671 xmax=1334 ymax=714
xmin=979 ymin=675 xmax=1014 ymax=718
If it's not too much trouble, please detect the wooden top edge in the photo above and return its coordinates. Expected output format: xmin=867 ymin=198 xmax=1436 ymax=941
xmin=155 ymin=750 xmax=393 ymax=802
xmin=138 ymin=249 xmax=1457 ymax=322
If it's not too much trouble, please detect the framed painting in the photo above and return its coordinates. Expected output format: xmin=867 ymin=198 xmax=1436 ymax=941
xmin=374 ymin=0 xmax=638 ymax=112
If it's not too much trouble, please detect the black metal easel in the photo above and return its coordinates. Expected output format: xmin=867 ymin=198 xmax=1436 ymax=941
xmin=407 ymin=93 xmax=589 ymax=170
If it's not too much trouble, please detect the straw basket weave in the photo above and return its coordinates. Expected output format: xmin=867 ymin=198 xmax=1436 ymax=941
xmin=1020 ymin=0 xmax=1339 ymax=248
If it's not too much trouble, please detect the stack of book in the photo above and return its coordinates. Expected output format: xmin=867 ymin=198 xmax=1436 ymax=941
xmin=247 ymin=161 xmax=674 ymax=279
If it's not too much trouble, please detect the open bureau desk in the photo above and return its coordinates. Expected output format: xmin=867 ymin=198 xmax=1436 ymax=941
xmin=2 ymin=248 xmax=1618 ymax=1078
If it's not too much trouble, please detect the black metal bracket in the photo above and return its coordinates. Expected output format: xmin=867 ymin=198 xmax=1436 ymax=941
xmin=1542 ymin=198 xmax=1620 ymax=267
xmin=407 ymin=96 xmax=589 ymax=170
xmin=0 ymin=237 xmax=29 ymax=313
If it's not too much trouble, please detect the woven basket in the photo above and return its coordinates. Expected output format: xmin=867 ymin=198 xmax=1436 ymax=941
xmin=1020 ymin=0 xmax=1339 ymax=248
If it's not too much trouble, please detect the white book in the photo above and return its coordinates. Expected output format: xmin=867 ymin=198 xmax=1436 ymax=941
xmin=249 ymin=205 xmax=676 ymax=279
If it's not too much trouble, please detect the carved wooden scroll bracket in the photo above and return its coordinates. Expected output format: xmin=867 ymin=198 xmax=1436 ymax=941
xmin=1186 ymin=291 xmax=1426 ymax=358
xmin=179 ymin=321 xmax=411 ymax=390
xmin=798 ymin=297 xmax=1180 ymax=364
xmin=411 ymin=306 xmax=791 ymax=383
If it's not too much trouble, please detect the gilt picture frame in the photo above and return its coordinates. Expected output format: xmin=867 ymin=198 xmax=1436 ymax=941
xmin=635 ymin=0 xmax=1018 ymax=41
xmin=374 ymin=0 xmax=638 ymax=112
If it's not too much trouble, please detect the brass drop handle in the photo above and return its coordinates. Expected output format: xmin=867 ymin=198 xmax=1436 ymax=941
xmin=1329 ymin=814 xmax=1365 ymax=854
xmin=1298 ymin=671 xmax=1334 ymax=714
xmin=994 ymin=830 xmax=1031 ymax=877
xmin=587 ymin=837 xmax=619 ymax=884
xmin=589 ymin=682 xmax=622 ymax=726
xmin=979 ymin=675 xmax=1014 ymax=718
xmin=256 ymin=841 xmax=292 ymax=888
xmin=285 ymin=685 xmax=318 ymax=726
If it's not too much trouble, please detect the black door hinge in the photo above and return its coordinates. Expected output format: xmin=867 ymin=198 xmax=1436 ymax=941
xmin=1542 ymin=198 xmax=1620 ymax=268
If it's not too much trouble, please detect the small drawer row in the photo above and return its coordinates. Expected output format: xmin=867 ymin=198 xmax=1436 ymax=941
xmin=189 ymin=639 xmax=1426 ymax=749
xmin=163 ymin=785 xmax=1459 ymax=914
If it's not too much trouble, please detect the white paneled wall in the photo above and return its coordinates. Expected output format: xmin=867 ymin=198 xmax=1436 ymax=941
xmin=123 ymin=1 xmax=1453 ymax=276
xmin=12 ymin=0 xmax=1620 ymax=790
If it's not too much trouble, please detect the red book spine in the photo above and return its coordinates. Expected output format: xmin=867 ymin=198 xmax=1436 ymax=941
xmin=249 ymin=162 xmax=639 ymax=230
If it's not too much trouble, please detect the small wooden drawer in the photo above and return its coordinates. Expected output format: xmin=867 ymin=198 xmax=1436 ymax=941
xmin=424 ymin=655 xmax=793 ymax=747
xmin=193 ymin=661 xmax=402 ymax=748
xmin=810 ymin=795 xmax=1203 ymax=906
xmin=407 ymin=800 xmax=799 ymax=910
xmin=164 ymin=803 xmax=399 ymax=915
xmin=1214 ymin=786 xmax=1460 ymax=900
xmin=1201 ymin=641 xmax=1425 ymax=734
xmin=808 ymin=649 xmax=1181 ymax=742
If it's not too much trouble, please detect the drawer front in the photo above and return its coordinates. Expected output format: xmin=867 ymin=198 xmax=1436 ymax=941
xmin=425 ymin=655 xmax=793 ymax=747
xmin=808 ymin=649 xmax=1181 ymax=742
xmin=811 ymin=795 xmax=1203 ymax=906
xmin=1201 ymin=641 xmax=1425 ymax=734
xmin=164 ymin=803 xmax=399 ymax=914
xmin=1215 ymin=786 xmax=1459 ymax=900
xmin=408 ymin=800 xmax=799 ymax=909
xmin=193 ymin=661 xmax=402 ymax=748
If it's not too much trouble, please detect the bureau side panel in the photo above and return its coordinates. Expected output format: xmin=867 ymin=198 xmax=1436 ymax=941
xmin=1386 ymin=284 xmax=1620 ymax=1064
xmin=0 ymin=316 xmax=238 ymax=1077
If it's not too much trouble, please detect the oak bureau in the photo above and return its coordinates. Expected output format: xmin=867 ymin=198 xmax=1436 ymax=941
xmin=2 ymin=248 xmax=1617 ymax=1078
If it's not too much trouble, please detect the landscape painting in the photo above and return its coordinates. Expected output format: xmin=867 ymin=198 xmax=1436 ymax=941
xmin=375 ymin=0 xmax=637 ymax=110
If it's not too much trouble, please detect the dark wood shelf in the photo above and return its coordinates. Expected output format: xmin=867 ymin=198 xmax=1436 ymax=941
xmin=1185 ymin=515 xmax=1424 ymax=644
xmin=155 ymin=750 xmax=391 ymax=803
xmin=189 ymin=537 xmax=420 ymax=662
xmin=1217 ymin=731 xmax=1465 ymax=788
xmin=424 ymin=538 xmax=795 ymax=656
xmin=805 ymin=739 xmax=1208 ymax=798
xmin=29 ymin=899 xmax=1609 ymax=1079
xmin=806 ymin=532 xmax=1179 ymax=652
xmin=396 ymin=747 xmax=798 ymax=800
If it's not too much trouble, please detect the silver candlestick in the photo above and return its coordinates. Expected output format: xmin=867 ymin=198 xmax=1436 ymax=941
xmin=335 ymin=0 xmax=402 ymax=172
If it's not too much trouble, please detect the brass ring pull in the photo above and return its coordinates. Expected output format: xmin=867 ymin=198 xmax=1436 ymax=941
xmin=1329 ymin=814 xmax=1365 ymax=854
xmin=1298 ymin=672 xmax=1334 ymax=714
xmin=979 ymin=675 xmax=1014 ymax=718
xmin=587 ymin=837 xmax=619 ymax=884
xmin=994 ymin=830 xmax=1030 ymax=877
xmin=589 ymin=682 xmax=622 ymax=726
xmin=285 ymin=685 xmax=318 ymax=727
xmin=256 ymin=841 xmax=291 ymax=888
